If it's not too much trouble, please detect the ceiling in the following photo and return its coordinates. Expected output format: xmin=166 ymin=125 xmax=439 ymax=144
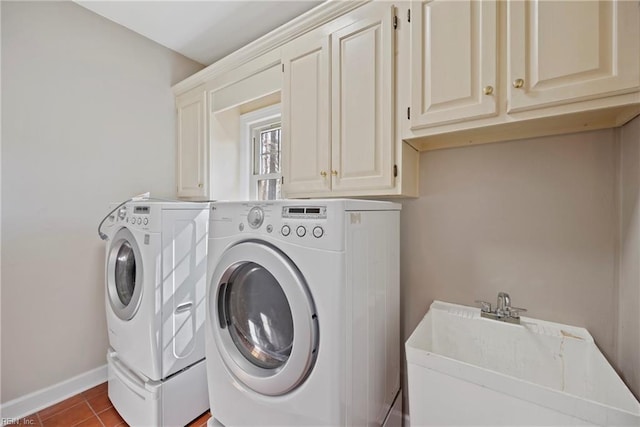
xmin=75 ymin=1 xmax=323 ymax=65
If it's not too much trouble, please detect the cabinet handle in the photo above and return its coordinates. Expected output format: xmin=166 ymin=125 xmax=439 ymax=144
xmin=513 ymin=78 xmax=525 ymax=89
xmin=320 ymin=171 xmax=327 ymax=178
xmin=331 ymin=170 xmax=338 ymax=177
xmin=198 ymin=183 xmax=203 ymax=188
xmin=483 ymin=85 xmax=494 ymax=95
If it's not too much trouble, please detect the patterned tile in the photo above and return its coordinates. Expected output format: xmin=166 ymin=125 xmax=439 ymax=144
xmin=72 ymin=416 xmax=103 ymax=427
xmin=86 ymin=392 xmax=112 ymax=414
xmin=37 ymin=395 xmax=85 ymax=421
xmin=81 ymin=383 xmax=108 ymax=401
xmin=41 ymin=402 xmax=94 ymax=427
xmin=97 ymin=407 xmax=127 ymax=427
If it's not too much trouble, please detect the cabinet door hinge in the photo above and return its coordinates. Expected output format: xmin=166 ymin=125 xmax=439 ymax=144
xmin=408 ymin=9 xmax=411 ymax=22
xmin=393 ymin=164 xmax=398 ymax=178
xmin=407 ymin=107 xmax=411 ymax=120
xmin=393 ymin=15 xmax=398 ymax=29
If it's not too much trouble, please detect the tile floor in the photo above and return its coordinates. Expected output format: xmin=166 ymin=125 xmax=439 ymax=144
xmin=14 ymin=383 xmax=211 ymax=427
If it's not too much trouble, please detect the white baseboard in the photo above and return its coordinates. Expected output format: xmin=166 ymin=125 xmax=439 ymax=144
xmin=0 ymin=364 xmax=107 ymax=421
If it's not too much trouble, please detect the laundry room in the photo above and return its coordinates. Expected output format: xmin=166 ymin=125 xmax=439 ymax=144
xmin=2 ymin=1 xmax=640 ymax=426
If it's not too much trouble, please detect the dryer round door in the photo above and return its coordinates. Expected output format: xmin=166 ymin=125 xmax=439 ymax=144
xmin=106 ymin=227 xmax=144 ymax=321
xmin=209 ymin=241 xmax=318 ymax=396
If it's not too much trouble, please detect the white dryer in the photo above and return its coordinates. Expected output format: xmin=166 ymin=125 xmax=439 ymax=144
xmin=102 ymin=201 xmax=209 ymax=426
xmin=205 ymin=200 xmax=402 ymax=426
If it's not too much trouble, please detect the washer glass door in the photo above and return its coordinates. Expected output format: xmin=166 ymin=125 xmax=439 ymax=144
xmin=226 ymin=262 xmax=294 ymax=370
xmin=211 ymin=241 xmax=318 ymax=396
xmin=107 ymin=227 xmax=144 ymax=320
xmin=115 ymin=241 xmax=136 ymax=305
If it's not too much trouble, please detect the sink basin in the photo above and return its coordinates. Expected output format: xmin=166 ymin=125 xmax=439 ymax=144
xmin=406 ymin=301 xmax=640 ymax=426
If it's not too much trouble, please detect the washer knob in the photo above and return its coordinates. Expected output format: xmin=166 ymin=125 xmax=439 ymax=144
xmin=247 ymin=206 xmax=264 ymax=229
xmin=143 ymin=218 xmax=149 ymax=225
xmin=312 ymin=226 xmax=324 ymax=238
xmin=281 ymin=225 xmax=291 ymax=236
xmin=136 ymin=218 xmax=142 ymax=225
xmin=296 ymin=226 xmax=306 ymax=237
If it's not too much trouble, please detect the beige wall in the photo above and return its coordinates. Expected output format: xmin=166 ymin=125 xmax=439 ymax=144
xmin=400 ymin=129 xmax=620 ymax=364
xmin=619 ymin=115 xmax=640 ymax=398
xmin=1 ymin=1 xmax=203 ymax=403
xmin=401 ymin=122 xmax=640 ymax=398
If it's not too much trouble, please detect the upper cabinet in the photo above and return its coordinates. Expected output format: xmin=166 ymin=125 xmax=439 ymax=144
xmin=330 ymin=4 xmax=395 ymax=194
xmin=411 ymin=0 xmax=498 ymax=128
xmin=507 ymin=0 xmax=640 ymax=113
xmin=282 ymin=1 xmax=410 ymax=199
xmin=281 ymin=28 xmax=331 ymax=196
xmin=176 ymin=85 xmax=208 ymax=200
xmin=405 ymin=0 xmax=640 ymax=150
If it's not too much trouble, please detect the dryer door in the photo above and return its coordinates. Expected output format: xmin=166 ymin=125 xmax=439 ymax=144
xmin=209 ymin=241 xmax=318 ymax=396
xmin=106 ymin=227 xmax=144 ymax=321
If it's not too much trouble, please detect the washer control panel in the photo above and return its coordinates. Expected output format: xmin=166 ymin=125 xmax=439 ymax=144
xmin=112 ymin=205 xmax=151 ymax=230
xmin=232 ymin=203 xmax=329 ymax=240
xmin=280 ymin=206 xmax=326 ymax=240
xmin=210 ymin=201 xmax=344 ymax=251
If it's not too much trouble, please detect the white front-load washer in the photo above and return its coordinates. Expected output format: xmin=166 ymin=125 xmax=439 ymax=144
xmin=102 ymin=200 xmax=210 ymax=426
xmin=205 ymin=200 xmax=402 ymax=426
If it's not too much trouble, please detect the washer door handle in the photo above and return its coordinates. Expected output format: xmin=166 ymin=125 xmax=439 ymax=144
xmin=218 ymin=282 xmax=228 ymax=329
xmin=175 ymin=302 xmax=193 ymax=313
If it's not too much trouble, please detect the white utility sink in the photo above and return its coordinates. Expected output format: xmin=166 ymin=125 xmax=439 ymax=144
xmin=406 ymin=301 xmax=640 ymax=426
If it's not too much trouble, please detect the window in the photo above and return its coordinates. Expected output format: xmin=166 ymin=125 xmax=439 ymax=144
xmin=240 ymin=104 xmax=282 ymax=200
xmin=251 ymin=123 xmax=281 ymax=200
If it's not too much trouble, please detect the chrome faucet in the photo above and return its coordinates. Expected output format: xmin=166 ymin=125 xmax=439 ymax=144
xmin=476 ymin=292 xmax=527 ymax=324
xmin=496 ymin=292 xmax=510 ymax=313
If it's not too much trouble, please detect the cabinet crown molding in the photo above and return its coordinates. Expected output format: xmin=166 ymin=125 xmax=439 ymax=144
xmin=172 ymin=0 xmax=368 ymax=95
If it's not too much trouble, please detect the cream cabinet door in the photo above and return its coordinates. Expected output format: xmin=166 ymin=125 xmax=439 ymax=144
xmin=176 ymin=87 xmax=208 ymax=199
xmin=281 ymin=29 xmax=331 ymax=196
xmin=331 ymin=2 xmax=396 ymax=193
xmin=508 ymin=0 xmax=640 ymax=113
xmin=410 ymin=0 xmax=498 ymax=129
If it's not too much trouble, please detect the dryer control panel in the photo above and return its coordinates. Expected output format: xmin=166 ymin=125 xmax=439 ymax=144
xmin=210 ymin=201 xmax=345 ymax=251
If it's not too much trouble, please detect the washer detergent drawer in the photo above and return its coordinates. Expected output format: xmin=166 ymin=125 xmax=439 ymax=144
xmin=107 ymin=351 xmax=209 ymax=427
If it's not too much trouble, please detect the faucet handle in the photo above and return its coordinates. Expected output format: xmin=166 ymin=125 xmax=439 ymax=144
xmin=475 ymin=300 xmax=492 ymax=313
xmin=508 ymin=307 xmax=527 ymax=318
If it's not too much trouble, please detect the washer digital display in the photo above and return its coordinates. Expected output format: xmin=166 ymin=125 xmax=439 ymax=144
xmin=282 ymin=206 xmax=327 ymax=219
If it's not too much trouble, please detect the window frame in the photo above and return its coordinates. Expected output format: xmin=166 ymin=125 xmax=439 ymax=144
xmin=239 ymin=104 xmax=282 ymax=200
